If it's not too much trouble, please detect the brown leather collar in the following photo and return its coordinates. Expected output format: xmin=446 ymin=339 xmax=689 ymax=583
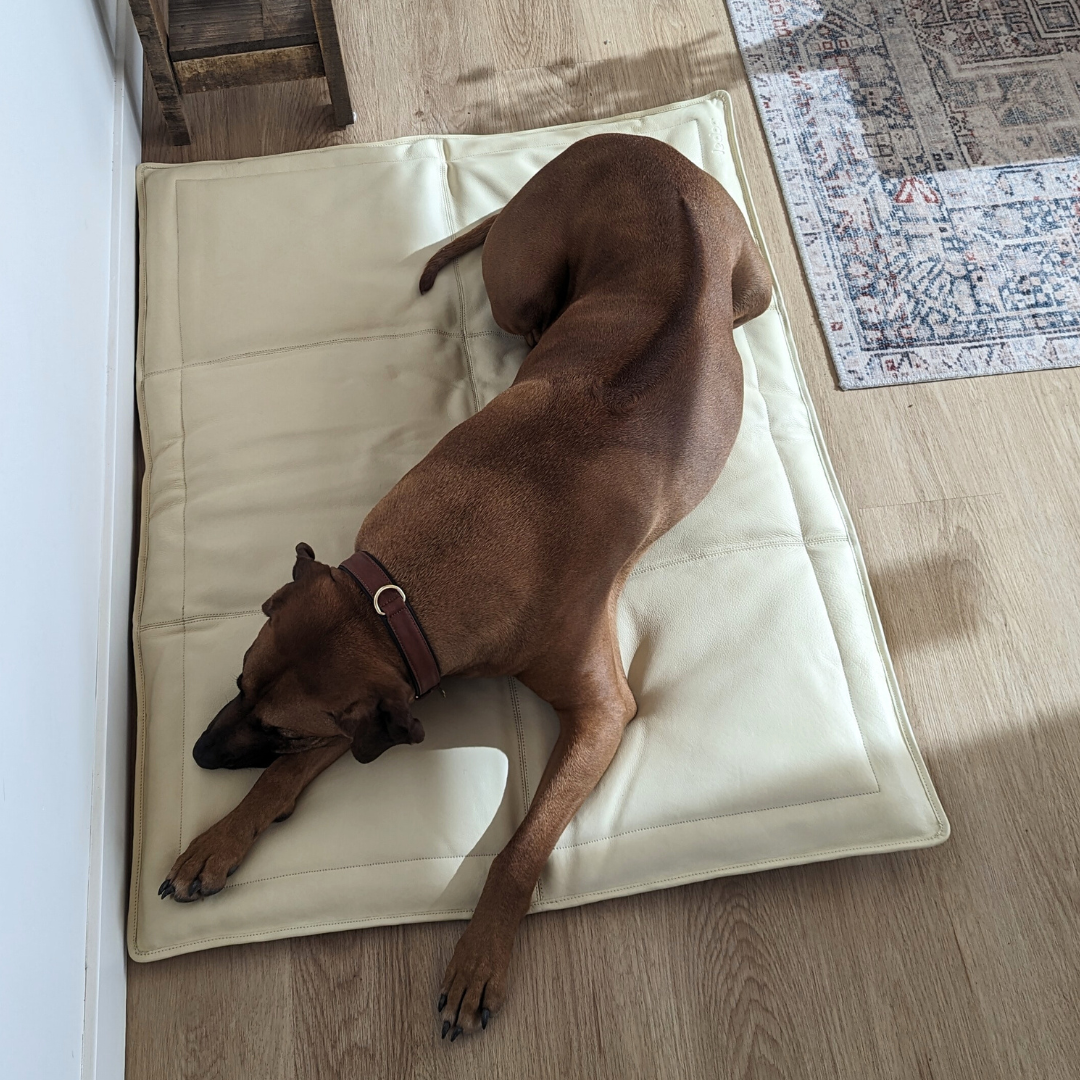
xmin=338 ymin=551 xmax=442 ymax=698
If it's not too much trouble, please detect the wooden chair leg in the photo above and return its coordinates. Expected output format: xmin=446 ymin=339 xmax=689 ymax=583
xmin=310 ymin=0 xmax=355 ymax=128
xmin=128 ymin=0 xmax=192 ymax=145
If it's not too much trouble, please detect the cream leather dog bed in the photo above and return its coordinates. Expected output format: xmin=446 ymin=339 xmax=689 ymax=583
xmin=129 ymin=92 xmax=948 ymax=961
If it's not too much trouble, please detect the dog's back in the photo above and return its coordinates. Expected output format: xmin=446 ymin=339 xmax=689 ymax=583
xmin=364 ymin=134 xmax=771 ymax=671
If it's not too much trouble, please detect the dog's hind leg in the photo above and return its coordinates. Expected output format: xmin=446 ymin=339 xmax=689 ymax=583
xmin=731 ymin=235 xmax=773 ymax=328
xmin=436 ymin=637 xmax=636 ymax=1039
xmin=476 ymin=188 xmax=577 ymax=346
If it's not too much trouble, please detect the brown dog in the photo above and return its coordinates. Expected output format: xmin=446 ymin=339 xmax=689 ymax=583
xmin=159 ymin=133 xmax=772 ymax=1039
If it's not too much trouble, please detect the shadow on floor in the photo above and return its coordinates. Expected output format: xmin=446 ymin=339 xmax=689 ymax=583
xmin=447 ymin=32 xmax=741 ymax=135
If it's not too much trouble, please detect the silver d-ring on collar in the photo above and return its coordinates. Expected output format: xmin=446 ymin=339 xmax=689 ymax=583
xmin=372 ymin=583 xmax=406 ymax=616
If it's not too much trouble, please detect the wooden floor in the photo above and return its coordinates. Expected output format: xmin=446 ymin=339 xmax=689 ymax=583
xmin=128 ymin=2 xmax=1080 ymax=1077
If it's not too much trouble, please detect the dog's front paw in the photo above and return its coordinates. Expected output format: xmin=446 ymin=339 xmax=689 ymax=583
xmin=437 ymin=924 xmax=512 ymax=1040
xmin=158 ymin=822 xmax=250 ymax=903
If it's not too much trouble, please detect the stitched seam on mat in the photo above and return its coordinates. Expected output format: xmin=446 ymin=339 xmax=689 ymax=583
xmin=177 ymin=233 xmax=189 ymax=857
xmin=533 ymin=819 xmax=949 ymax=909
xmin=223 ymin=850 xmax=500 ymax=891
xmin=553 ymin=787 xmax=880 ymax=851
xmin=131 ymin=906 xmax=478 ymax=956
xmin=507 ymin=678 xmax=543 ymax=905
xmin=140 ymin=609 xmax=262 ymax=631
xmin=628 ymin=534 xmax=850 ymax=578
xmin=437 ymin=142 xmax=483 ymax=415
xmin=141 ymin=330 xmax=516 ymax=380
xmin=805 ymin=545 xmax=881 ymax=793
xmin=142 ymin=328 xmax=462 ymax=378
xmin=742 ymin=295 xmax=879 ymax=794
xmin=434 ymin=120 xmax=697 ymax=163
xmin=508 ymin=679 xmax=532 ymax=817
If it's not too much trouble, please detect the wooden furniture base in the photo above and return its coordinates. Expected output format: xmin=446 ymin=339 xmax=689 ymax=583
xmin=129 ymin=0 xmax=354 ymax=145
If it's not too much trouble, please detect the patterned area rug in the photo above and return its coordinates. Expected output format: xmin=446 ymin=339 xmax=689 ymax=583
xmin=727 ymin=0 xmax=1080 ymax=387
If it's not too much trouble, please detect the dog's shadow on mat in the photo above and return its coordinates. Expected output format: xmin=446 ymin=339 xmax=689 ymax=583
xmin=400 ymin=678 xmax=557 ymax=912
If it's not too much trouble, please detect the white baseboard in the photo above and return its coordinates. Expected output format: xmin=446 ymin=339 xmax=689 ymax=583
xmin=82 ymin=3 xmax=141 ymax=1078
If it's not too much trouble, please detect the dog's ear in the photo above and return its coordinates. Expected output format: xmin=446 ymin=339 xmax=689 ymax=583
xmin=292 ymin=542 xmax=317 ymax=581
xmin=348 ymin=694 xmax=425 ymax=763
xmin=263 ymin=544 xmax=318 ymax=615
xmin=262 ymin=584 xmax=287 ymax=617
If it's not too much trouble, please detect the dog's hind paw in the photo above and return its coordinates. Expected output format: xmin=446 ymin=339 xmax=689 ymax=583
xmin=437 ymin=924 xmax=511 ymax=1040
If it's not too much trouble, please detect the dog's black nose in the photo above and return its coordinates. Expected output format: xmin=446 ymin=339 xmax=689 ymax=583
xmin=192 ymin=730 xmax=221 ymax=770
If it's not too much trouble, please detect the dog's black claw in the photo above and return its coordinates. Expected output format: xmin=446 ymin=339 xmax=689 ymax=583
xmin=481 ymin=1008 xmax=490 ymax=1029
xmin=158 ymin=880 xmax=175 ymax=899
xmin=450 ymin=1026 xmax=462 ymax=1042
xmin=437 ymin=993 xmax=447 ymax=1012
xmin=188 ymin=878 xmax=200 ymax=897
xmin=441 ymin=1020 xmax=450 ymax=1039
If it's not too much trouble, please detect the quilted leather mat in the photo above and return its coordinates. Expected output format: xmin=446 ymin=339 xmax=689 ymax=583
xmin=129 ymin=92 xmax=948 ymax=961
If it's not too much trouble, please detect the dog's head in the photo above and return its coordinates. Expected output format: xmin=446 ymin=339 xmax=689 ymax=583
xmin=192 ymin=543 xmax=425 ymax=770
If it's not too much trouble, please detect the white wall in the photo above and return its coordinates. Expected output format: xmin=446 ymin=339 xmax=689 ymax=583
xmin=0 ymin=3 xmax=140 ymax=1078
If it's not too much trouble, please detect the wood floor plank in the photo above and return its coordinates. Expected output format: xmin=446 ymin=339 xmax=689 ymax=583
xmin=126 ymin=937 xmax=295 ymax=1079
xmin=130 ymin=1 xmax=1080 ymax=1076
